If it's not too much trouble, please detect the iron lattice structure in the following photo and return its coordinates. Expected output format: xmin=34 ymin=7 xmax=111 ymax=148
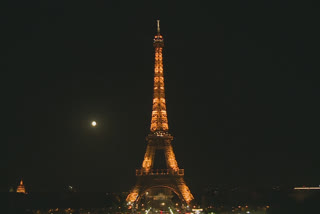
xmin=127 ymin=20 xmax=194 ymax=207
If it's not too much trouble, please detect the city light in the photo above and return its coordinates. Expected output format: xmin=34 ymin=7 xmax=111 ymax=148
xmin=145 ymin=207 xmax=152 ymax=214
xmin=168 ymin=207 xmax=174 ymax=214
xmin=294 ymin=186 xmax=320 ymax=190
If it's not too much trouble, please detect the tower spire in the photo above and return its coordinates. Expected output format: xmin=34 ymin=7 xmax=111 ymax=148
xmin=157 ymin=20 xmax=160 ymax=35
xmin=150 ymin=20 xmax=168 ymax=133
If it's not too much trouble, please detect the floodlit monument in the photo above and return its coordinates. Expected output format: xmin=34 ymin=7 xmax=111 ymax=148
xmin=16 ymin=179 xmax=26 ymax=194
xmin=127 ymin=20 xmax=194 ymax=213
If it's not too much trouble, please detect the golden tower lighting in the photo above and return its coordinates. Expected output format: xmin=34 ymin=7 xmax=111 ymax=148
xmin=127 ymin=20 xmax=194 ymax=206
xmin=16 ymin=179 xmax=26 ymax=194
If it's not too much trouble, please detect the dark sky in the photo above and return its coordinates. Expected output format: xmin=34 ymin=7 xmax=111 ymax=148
xmin=4 ymin=1 xmax=320 ymax=194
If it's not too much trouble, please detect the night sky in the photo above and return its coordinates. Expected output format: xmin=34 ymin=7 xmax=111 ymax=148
xmin=5 ymin=1 xmax=320 ymax=194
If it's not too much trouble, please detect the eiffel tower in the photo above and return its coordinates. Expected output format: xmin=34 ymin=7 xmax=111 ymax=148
xmin=126 ymin=20 xmax=194 ymax=209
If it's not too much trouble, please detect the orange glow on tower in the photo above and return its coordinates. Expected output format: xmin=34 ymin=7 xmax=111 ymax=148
xmin=16 ymin=179 xmax=26 ymax=194
xmin=127 ymin=20 xmax=194 ymax=206
xmin=150 ymin=20 xmax=169 ymax=133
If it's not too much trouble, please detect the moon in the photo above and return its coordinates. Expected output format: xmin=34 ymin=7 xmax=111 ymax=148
xmin=91 ymin=121 xmax=97 ymax=127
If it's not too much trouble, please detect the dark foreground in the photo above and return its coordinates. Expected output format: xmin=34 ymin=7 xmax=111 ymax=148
xmin=4 ymin=187 xmax=320 ymax=214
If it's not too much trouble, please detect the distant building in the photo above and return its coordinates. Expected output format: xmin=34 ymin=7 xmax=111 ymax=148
xmin=16 ymin=179 xmax=26 ymax=194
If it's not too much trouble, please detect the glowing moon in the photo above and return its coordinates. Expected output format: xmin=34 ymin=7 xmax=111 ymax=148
xmin=91 ymin=121 xmax=97 ymax=127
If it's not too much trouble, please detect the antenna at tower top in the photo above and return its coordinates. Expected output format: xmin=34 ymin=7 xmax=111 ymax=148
xmin=157 ymin=20 xmax=160 ymax=34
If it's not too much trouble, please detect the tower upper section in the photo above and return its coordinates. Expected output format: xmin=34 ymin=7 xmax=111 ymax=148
xmin=150 ymin=20 xmax=169 ymax=134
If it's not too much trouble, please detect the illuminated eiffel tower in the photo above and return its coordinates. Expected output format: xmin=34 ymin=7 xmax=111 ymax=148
xmin=127 ymin=20 xmax=194 ymax=209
